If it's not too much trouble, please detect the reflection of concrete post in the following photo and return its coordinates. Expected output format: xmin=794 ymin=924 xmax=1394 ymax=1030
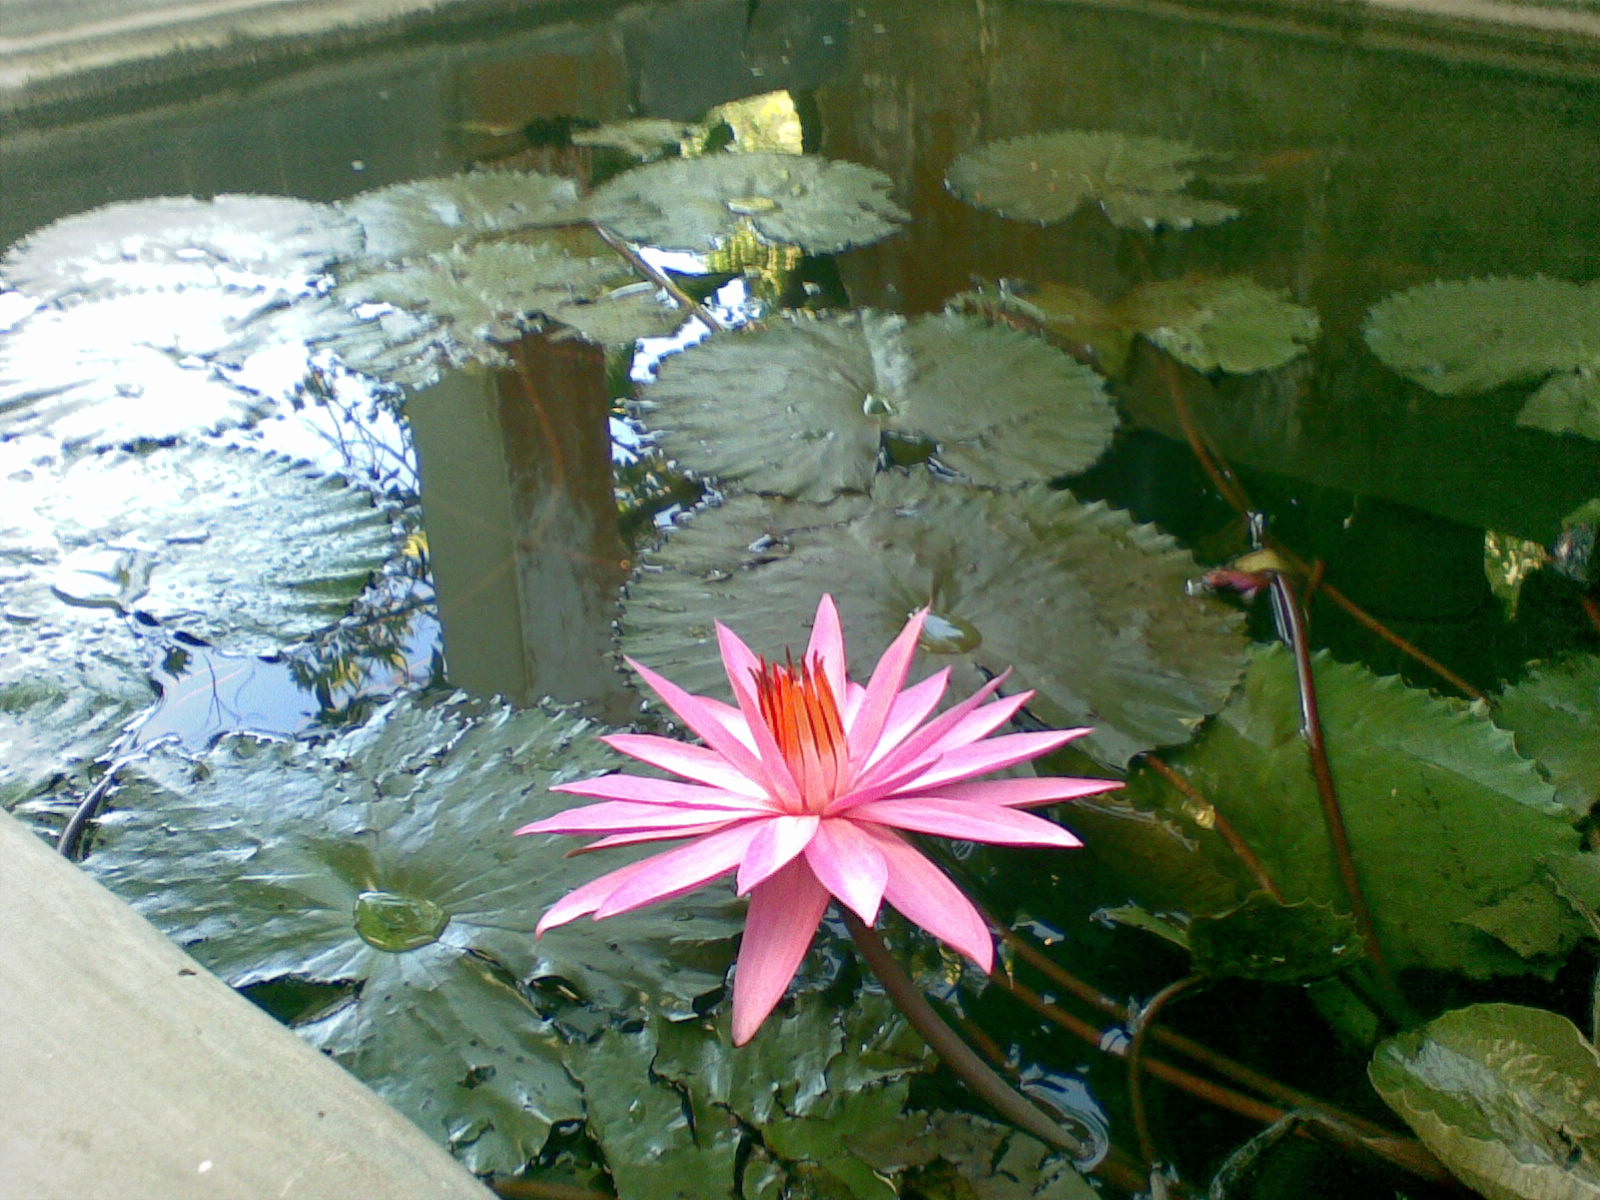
xmin=408 ymin=331 xmax=629 ymax=717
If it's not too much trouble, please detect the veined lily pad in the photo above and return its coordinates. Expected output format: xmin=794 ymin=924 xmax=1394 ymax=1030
xmin=1187 ymin=893 xmax=1364 ymax=983
xmin=0 ymin=195 xmax=361 ymax=302
xmin=946 ymin=130 xmax=1240 ymax=230
xmin=0 ymin=290 xmax=287 ymax=448
xmin=1363 ymin=276 xmax=1600 ymax=442
xmin=849 ymin=1110 xmax=1099 ymax=1200
xmin=1122 ymin=645 xmax=1584 ymax=977
xmin=0 ymin=675 xmax=151 ymax=815
xmin=9 ymin=444 xmax=398 ymax=656
xmin=588 ymin=152 xmax=908 ymax=254
xmin=340 ymin=171 xmax=587 ymax=263
xmin=1496 ymin=655 xmax=1600 ymax=819
xmin=86 ymin=694 xmax=741 ymax=1172
xmin=636 ymin=311 xmax=1116 ymax=498
xmin=1370 ymin=1003 xmax=1600 ymax=1200
xmin=335 ymin=233 xmax=680 ymax=375
xmin=622 ymin=473 xmax=1247 ymax=767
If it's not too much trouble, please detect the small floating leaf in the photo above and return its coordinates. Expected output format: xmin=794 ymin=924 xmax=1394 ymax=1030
xmin=0 ymin=195 xmax=361 ymax=301
xmin=946 ymin=130 xmax=1240 ymax=230
xmin=1496 ymin=655 xmax=1600 ymax=819
xmin=637 ymin=311 xmax=1116 ymax=498
xmin=1118 ymin=277 xmax=1321 ymax=374
xmin=340 ymin=170 xmax=587 ymax=263
xmin=1370 ymin=1003 xmax=1600 ymax=1200
xmin=622 ymin=473 xmax=1247 ymax=767
xmin=589 ymin=152 xmax=908 ymax=254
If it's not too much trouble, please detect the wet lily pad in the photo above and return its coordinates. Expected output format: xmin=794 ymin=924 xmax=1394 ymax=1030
xmin=588 ymin=152 xmax=908 ymax=254
xmin=851 ymin=1110 xmax=1099 ymax=1200
xmin=0 ymin=674 xmax=150 ymax=815
xmin=636 ymin=311 xmax=1116 ymax=498
xmin=1370 ymin=1003 xmax=1600 ymax=1200
xmin=946 ymin=130 xmax=1240 ymax=230
xmin=1495 ymin=655 xmax=1600 ymax=819
xmin=0 ymin=195 xmax=361 ymax=302
xmin=340 ymin=171 xmax=587 ymax=263
xmin=1187 ymin=893 xmax=1365 ymax=983
xmin=0 ymin=290 xmax=289 ymax=448
xmin=622 ymin=473 xmax=1248 ymax=767
xmin=87 ymin=694 xmax=741 ymax=1172
xmin=8 ymin=444 xmax=398 ymax=656
xmin=1363 ymin=276 xmax=1600 ymax=442
xmin=1122 ymin=645 xmax=1585 ymax=977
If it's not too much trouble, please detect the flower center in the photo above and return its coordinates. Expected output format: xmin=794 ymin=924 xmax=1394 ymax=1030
xmin=752 ymin=653 xmax=849 ymax=812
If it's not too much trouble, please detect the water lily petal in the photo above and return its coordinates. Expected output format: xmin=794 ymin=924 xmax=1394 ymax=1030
xmin=851 ymin=672 xmax=1011 ymax=790
xmin=736 ymin=813 xmax=820 ymax=894
xmin=627 ymin=655 xmax=778 ymax=791
xmin=535 ymin=857 xmax=655 ymax=934
xmin=804 ymin=819 xmax=888 ymax=923
xmin=602 ymin=732 xmax=766 ymax=796
xmin=894 ymin=729 xmax=1083 ymax=790
xmin=716 ymin=621 xmax=802 ymax=805
xmin=732 ymin=857 xmax=831 ymax=1044
xmin=847 ymin=606 xmax=929 ymax=761
xmin=593 ymin=822 xmax=766 ymax=919
xmin=550 ymin=772 xmax=774 ymax=811
xmin=566 ymin=822 xmax=734 ymax=851
xmin=804 ymin=594 xmax=848 ymax=701
xmin=516 ymin=800 xmax=755 ymax=836
xmin=921 ymin=776 xmax=1122 ymax=808
xmin=864 ymin=826 xmax=994 ymax=972
xmin=847 ymin=797 xmax=1083 ymax=847
xmin=866 ymin=668 xmax=950 ymax=766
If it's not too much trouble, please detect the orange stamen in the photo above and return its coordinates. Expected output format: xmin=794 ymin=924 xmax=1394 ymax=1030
xmin=752 ymin=652 xmax=848 ymax=811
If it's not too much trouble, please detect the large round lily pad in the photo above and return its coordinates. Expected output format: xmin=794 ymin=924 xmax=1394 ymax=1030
xmin=0 ymin=194 xmax=361 ymax=302
xmin=637 ymin=311 xmax=1117 ymax=498
xmin=588 ymin=152 xmax=908 ymax=254
xmin=946 ymin=130 xmax=1240 ymax=230
xmin=340 ymin=170 xmax=588 ymax=264
xmin=622 ymin=472 xmax=1247 ymax=767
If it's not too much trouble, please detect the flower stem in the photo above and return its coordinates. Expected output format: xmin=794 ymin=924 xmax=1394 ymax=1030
xmin=841 ymin=913 xmax=1092 ymax=1159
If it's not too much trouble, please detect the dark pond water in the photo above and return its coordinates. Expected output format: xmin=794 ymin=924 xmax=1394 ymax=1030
xmin=3 ymin=1 xmax=1598 ymax=1197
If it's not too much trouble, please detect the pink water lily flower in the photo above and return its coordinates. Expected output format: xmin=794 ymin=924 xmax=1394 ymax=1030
xmin=518 ymin=595 xmax=1119 ymax=1044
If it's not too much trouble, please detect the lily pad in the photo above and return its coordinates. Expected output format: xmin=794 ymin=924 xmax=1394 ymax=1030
xmin=0 ymin=195 xmax=361 ymax=302
xmin=1496 ymin=655 xmax=1600 ymax=819
xmin=336 ymin=233 xmax=679 ymax=374
xmin=1363 ymin=276 xmax=1600 ymax=442
xmin=1122 ymin=645 xmax=1584 ymax=977
xmin=87 ymin=694 xmax=742 ymax=1171
xmin=945 ymin=130 xmax=1240 ymax=230
xmin=340 ymin=171 xmax=587 ymax=263
xmin=636 ymin=311 xmax=1116 ymax=499
xmin=588 ymin=152 xmax=908 ymax=254
xmin=1187 ymin=893 xmax=1365 ymax=983
xmin=8 ymin=444 xmax=398 ymax=656
xmin=851 ymin=1111 xmax=1099 ymax=1200
xmin=0 ymin=290 xmax=289 ymax=448
xmin=622 ymin=473 xmax=1248 ymax=767
xmin=0 ymin=674 xmax=150 ymax=814
xmin=1370 ymin=1003 xmax=1600 ymax=1200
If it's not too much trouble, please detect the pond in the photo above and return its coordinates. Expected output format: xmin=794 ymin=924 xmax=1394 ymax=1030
xmin=2 ymin=1 xmax=1599 ymax=1197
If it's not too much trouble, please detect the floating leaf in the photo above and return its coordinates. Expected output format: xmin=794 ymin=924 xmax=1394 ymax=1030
xmin=636 ymin=311 xmax=1116 ymax=498
xmin=589 ymin=152 xmax=908 ymax=254
xmin=1123 ymin=646 xmax=1584 ymax=977
xmin=1188 ymin=893 xmax=1364 ymax=983
xmin=0 ymin=674 xmax=150 ymax=814
xmin=1363 ymin=276 xmax=1600 ymax=441
xmin=1496 ymin=655 xmax=1600 ymax=819
xmin=0 ymin=195 xmax=361 ymax=302
xmin=336 ymin=233 xmax=678 ymax=375
xmin=1370 ymin=1003 xmax=1600 ymax=1200
xmin=850 ymin=1111 xmax=1099 ymax=1200
xmin=622 ymin=473 xmax=1247 ymax=767
xmin=340 ymin=171 xmax=587 ymax=263
xmin=1118 ymin=277 xmax=1320 ymax=374
xmin=946 ymin=130 xmax=1240 ymax=230
xmin=7 ymin=445 xmax=397 ymax=656
xmin=0 ymin=291 xmax=288 ymax=448
xmin=87 ymin=694 xmax=741 ymax=1172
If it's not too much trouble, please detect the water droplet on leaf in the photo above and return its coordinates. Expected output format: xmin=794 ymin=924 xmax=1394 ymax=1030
xmin=919 ymin=610 xmax=981 ymax=653
xmin=354 ymin=890 xmax=450 ymax=952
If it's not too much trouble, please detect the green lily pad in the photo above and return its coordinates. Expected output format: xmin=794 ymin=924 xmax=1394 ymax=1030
xmin=1370 ymin=1003 xmax=1600 ymax=1200
xmin=0 ymin=290 xmax=287 ymax=448
xmin=636 ymin=311 xmax=1116 ymax=498
xmin=1122 ymin=645 xmax=1584 ymax=977
xmin=8 ymin=445 xmax=398 ymax=656
xmin=1496 ymin=655 xmax=1600 ymax=819
xmin=1118 ymin=277 xmax=1321 ymax=375
xmin=0 ymin=194 xmax=361 ymax=301
xmin=945 ymin=130 xmax=1240 ymax=230
xmin=851 ymin=1111 xmax=1100 ymax=1200
xmin=622 ymin=473 xmax=1247 ymax=767
xmin=1363 ymin=276 xmax=1600 ymax=442
xmin=1188 ymin=893 xmax=1365 ymax=983
xmin=87 ymin=694 xmax=742 ymax=1172
xmin=588 ymin=152 xmax=908 ymax=254
xmin=340 ymin=171 xmax=588 ymax=263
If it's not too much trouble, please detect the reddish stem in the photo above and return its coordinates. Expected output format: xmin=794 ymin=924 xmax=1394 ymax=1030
xmin=1142 ymin=755 xmax=1285 ymax=902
